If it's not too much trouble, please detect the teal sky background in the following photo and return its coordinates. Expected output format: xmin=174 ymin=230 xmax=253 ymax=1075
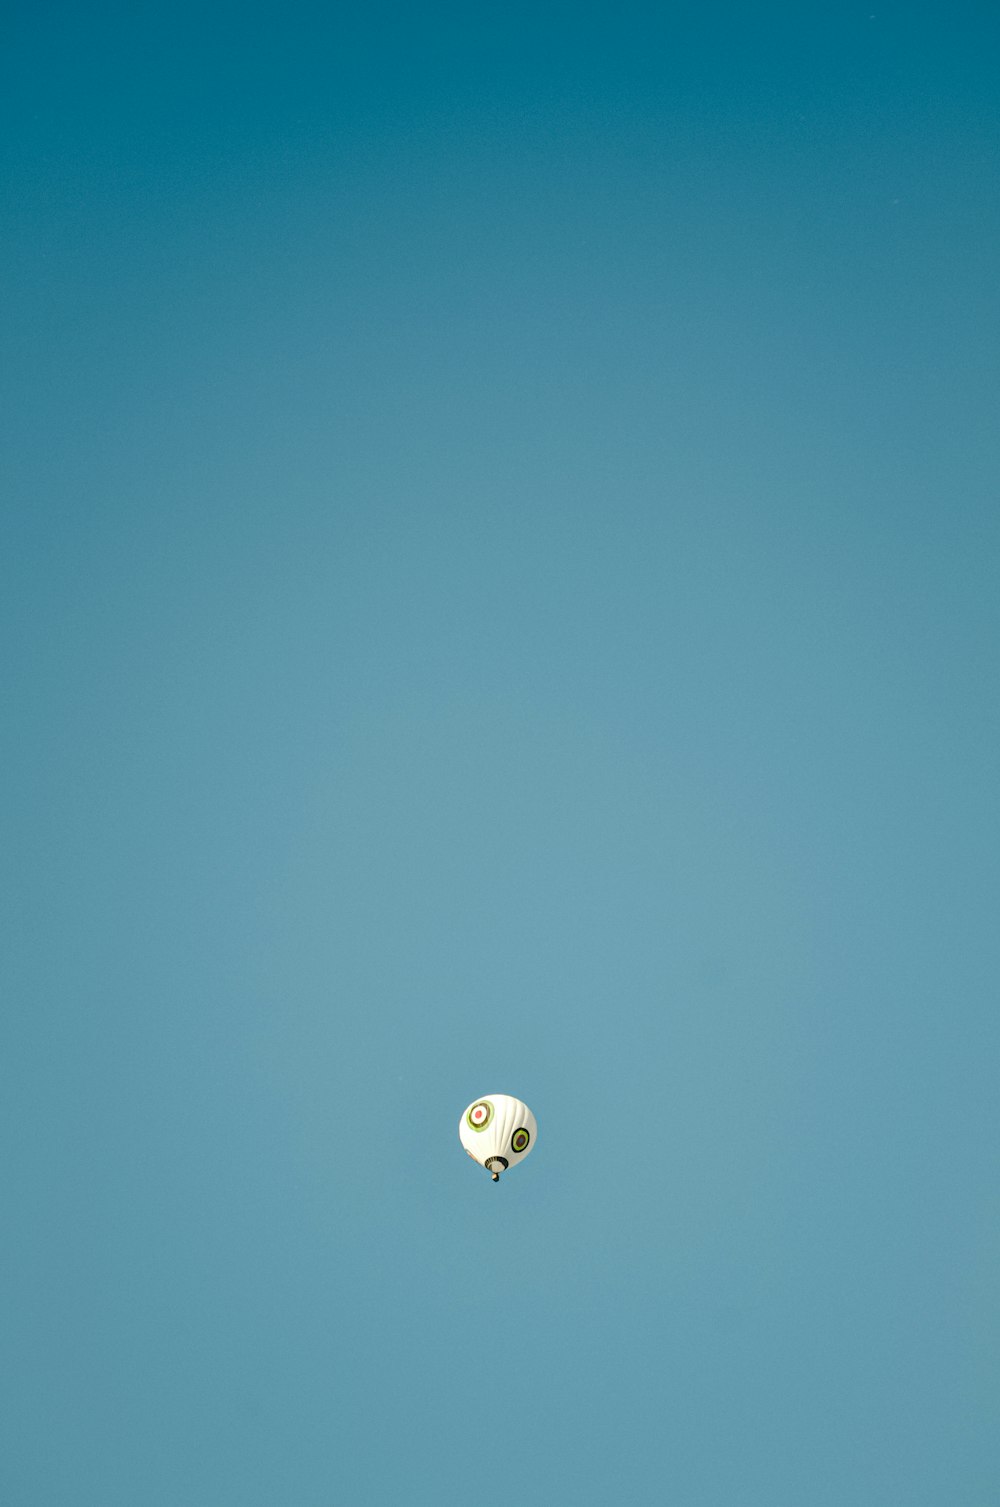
xmin=2 ymin=4 xmax=998 ymax=1503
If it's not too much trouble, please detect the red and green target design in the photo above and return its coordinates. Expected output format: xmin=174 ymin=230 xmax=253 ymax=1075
xmin=466 ymin=1101 xmax=494 ymax=1132
xmin=511 ymin=1126 xmax=531 ymax=1154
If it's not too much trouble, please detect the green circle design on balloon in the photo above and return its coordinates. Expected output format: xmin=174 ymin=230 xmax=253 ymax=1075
xmin=466 ymin=1101 xmax=494 ymax=1132
xmin=511 ymin=1127 xmax=531 ymax=1153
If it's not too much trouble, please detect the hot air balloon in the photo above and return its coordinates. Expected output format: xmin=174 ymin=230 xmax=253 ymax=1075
xmin=459 ymin=1094 xmax=537 ymax=1182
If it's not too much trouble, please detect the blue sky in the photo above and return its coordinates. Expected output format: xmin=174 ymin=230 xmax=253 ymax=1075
xmin=2 ymin=4 xmax=998 ymax=1503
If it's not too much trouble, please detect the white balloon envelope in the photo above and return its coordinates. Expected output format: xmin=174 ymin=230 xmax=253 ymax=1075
xmin=459 ymin=1094 xmax=537 ymax=1182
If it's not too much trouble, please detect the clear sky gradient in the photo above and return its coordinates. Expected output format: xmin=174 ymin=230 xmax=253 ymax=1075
xmin=2 ymin=4 xmax=998 ymax=1504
